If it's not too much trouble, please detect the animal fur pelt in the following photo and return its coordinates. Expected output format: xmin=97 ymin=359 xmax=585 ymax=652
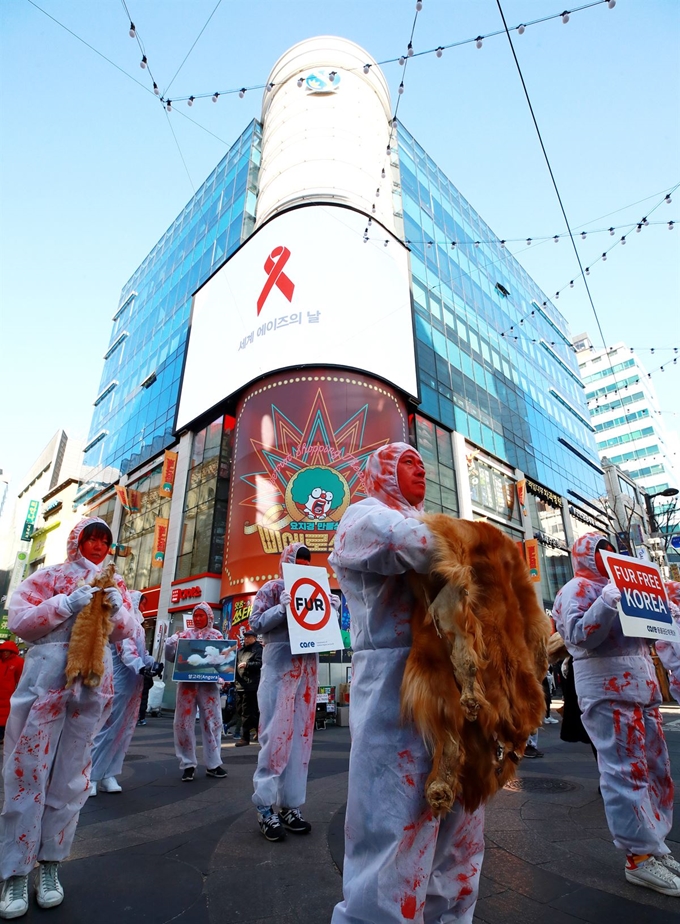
xmin=65 ymin=563 xmax=117 ymax=688
xmin=401 ymin=515 xmax=549 ymax=815
xmin=547 ymin=630 xmax=569 ymax=665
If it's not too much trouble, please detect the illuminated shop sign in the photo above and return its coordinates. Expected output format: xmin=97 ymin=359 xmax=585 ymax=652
xmin=177 ymin=205 xmax=417 ymax=431
xmin=171 ymin=585 xmax=202 ymax=605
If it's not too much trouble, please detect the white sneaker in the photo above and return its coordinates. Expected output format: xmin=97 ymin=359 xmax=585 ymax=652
xmin=0 ymin=875 xmax=28 ymax=919
xmin=543 ymin=716 xmax=559 ymax=724
xmin=99 ymin=777 xmax=122 ymax=793
xmin=625 ymin=856 xmax=680 ymax=896
xmin=36 ymin=862 xmax=64 ymax=909
xmin=659 ymin=854 xmax=680 ymax=876
xmin=88 ymin=781 xmax=97 ymax=797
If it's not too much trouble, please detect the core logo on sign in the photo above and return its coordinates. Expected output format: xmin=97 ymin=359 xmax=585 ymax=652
xmin=257 ymin=246 xmax=294 ymax=315
xmin=289 ymin=577 xmax=331 ymax=631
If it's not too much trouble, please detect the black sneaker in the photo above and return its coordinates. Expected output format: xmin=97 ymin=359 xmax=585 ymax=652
xmin=258 ymin=811 xmax=286 ymax=842
xmin=523 ymin=745 xmax=544 ymax=759
xmin=206 ymin=766 xmax=228 ymax=778
xmin=280 ymin=807 xmax=312 ymax=834
xmin=181 ymin=767 xmax=196 ymax=782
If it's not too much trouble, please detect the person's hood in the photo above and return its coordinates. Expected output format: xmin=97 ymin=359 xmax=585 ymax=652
xmin=66 ymin=517 xmax=112 ymax=564
xmin=192 ymin=601 xmax=214 ymax=628
xmin=570 ymin=532 xmax=609 ymax=583
xmin=0 ymin=640 xmax=19 ymax=656
xmin=666 ymin=581 xmax=680 ymax=609
xmin=130 ymin=590 xmax=144 ymax=621
xmin=364 ymin=442 xmax=425 ymax=516
xmin=279 ymin=542 xmax=308 ymax=570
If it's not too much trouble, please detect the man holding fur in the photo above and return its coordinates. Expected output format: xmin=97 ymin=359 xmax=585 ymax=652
xmin=329 ymin=443 xmax=485 ymax=924
xmin=0 ymin=517 xmax=135 ymax=919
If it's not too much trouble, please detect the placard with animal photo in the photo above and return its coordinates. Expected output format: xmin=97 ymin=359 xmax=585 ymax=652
xmin=172 ymin=639 xmax=238 ymax=683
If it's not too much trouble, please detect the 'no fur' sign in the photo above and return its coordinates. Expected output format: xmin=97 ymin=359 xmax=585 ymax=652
xmin=601 ymin=551 xmax=679 ymax=641
xmin=282 ymin=563 xmax=344 ymax=654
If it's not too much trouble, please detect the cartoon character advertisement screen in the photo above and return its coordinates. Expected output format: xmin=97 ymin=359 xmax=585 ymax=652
xmin=172 ymin=639 xmax=238 ymax=683
xmin=222 ymin=368 xmax=408 ymax=597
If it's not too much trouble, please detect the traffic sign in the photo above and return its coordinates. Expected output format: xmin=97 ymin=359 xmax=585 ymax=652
xmin=282 ymin=563 xmax=343 ymax=654
xmin=670 ymin=535 xmax=680 ymax=551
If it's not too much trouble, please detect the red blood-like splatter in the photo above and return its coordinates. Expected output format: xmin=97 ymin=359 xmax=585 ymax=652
xmin=613 ymin=709 xmax=622 ymax=735
xmin=404 ymin=775 xmax=415 ymax=788
xmin=585 ymin=623 xmax=601 ymax=637
xmin=401 ymin=894 xmax=417 ymax=919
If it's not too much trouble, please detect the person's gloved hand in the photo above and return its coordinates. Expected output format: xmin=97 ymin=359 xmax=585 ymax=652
xmin=140 ymin=666 xmax=153 ymax=677
xmin=280 ymin=590 xmax=292 ymax=611
xmin=151 ymin=661 xmax=164 ymax=677
xmin=330 ymin=594 xmax=341 ymax=612
xmin=104 ymin=587 xmax=123 ymax=613
xmin=601 ymin=583 xmax=621 ymax=608
xmin=65 ymin=584 xmax=95 ymax=615
xmin=561 ymin=657 xmax=570 ymax=679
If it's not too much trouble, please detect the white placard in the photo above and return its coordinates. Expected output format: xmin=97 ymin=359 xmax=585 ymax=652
xmin=282 ymin=562 xmax=343 ymax=655
xmin=601 ymin=551 xmax=680 ymax=641
xmin=176 ymin=205 xmax=417 ymax=431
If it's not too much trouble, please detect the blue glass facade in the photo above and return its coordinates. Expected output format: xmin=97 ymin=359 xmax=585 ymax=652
xmin=397 ymin=124 xmax=604 ymax=502
xmin=83 ymin=121 xmax=261 ymax=483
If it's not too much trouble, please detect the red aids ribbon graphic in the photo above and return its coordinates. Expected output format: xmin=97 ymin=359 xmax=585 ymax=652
xmin=257 ymin=245 xmax=295 ymax=315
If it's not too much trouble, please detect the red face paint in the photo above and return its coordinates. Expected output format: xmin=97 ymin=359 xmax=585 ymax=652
xmin=79 ymin=535 xmax=110 ymax=565
xmin=193 ymin=610 xmax=208 ymax=630
xmin=397 ymin=451 xmax=426 ymax=506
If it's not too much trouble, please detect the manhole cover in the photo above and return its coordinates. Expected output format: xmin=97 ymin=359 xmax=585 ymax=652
xmin=503 ymin=777 xmax=578 ymax=793
xmin=124 ymin=754 xmax=146 ymax=762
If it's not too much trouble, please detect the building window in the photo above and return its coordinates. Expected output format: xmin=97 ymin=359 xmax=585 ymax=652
xmin=115 ymin=466 xmax=172 ymax=591
xmin=415 ymin=416 xmax=458 ymax=515
xmin=176 ymin=415 xmax=234 ymax=580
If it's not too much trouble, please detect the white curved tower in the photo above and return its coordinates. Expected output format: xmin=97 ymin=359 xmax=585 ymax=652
xmin=255 ymin=36 xmax=396 ymax=234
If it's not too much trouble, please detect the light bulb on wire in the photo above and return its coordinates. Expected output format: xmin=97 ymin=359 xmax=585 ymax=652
xmin=669 ymin=221 xmax=675 ymax=230
xmin=153 ymin=82 xmax=159 ymax=95
xmin=381 ymin=168 xmax=386 ymax=179
xmin=239 ymin=88 xmax=246 ymax=98
xmin=297 ymin=77 xmax=304 ymax=88
xmin=416 ymin=0 xmax=422 ymax=10
xmin=585 ymin=267 xmax=590 ymax=275
xmin=140 ymin=55 xmax=147 ymax=69
xmin=607 ymin=0 xmax=616 ymax=7
xmin=166 ymin=100 xmax=172 ymax=112
xmin=517 ymin=24 xmax=526 ymax=35
xmin=187 ymin=96 xmax=194 ymax=107
xmin=602 ymin=252 xmax=607 ymax=261
xmin=553 ymin=236 xmax=559 ymax=244
xmin=407 ymin=42 xmax=414 ymax=57
xmin=620 ymin=236 xmax=626 ymax=245
xmin=436 ymin=47 xmax=443 ymax=58
xmin=212 ymin=92 xmax=219 ymax=102
xmin=398 ymin=82 xmax=404 ymax=95
xmin=636 ymin=223 xmax=642 ymax=232
xmin=665 ymin=194 xmax=672 ymax=204
xmin=129 ymin=22 xmax=136 ymax=38
xmin=475 ymin=36 xmax=483 ymax=49
xmin=526 ymin=238 xmax=532 ymax=246
xmin=609 ymin=227 xmax=615 ymax=235
xmin=643 ymin=217 xmax=649 ymax=226
xmin=363 ymin=64 xmax=370 ymax=74
xmin=561 ymin=11 xmax=570 ymax=24
xmin=580 ymin=231 xmax=586 ymax=240
xmin=399 ymin=56 xmax=405 ymax=66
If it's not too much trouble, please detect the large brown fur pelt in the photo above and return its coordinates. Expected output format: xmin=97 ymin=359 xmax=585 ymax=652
xmin=401 ymin=515 xmax=549 ymax=815
xmin=65 ymin=563 xmax=117 ymax=688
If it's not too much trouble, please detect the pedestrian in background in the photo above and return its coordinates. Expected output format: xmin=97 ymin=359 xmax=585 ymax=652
xmin=553 ymin=532 xmax=680 ymax=897
xmin=234 ymin=629 xmax=262 ymax=747
xmin=165 ymin=602 xmax=227 ymax=782
xmin=0 ymin=641 xmax=23 ymax=746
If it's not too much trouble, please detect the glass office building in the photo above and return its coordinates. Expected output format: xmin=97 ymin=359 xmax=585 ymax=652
xmin=82 ymin=121 xmax=261 ymax=490
xmin=82 ymin=46 xmax=608 ymax=637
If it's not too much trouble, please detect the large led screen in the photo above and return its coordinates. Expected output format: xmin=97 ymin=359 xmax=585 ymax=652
xmin=176 ymin=205 xmax=417 ymax=431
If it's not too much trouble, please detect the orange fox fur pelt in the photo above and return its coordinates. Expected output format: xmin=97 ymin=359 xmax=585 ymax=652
xmin=401 ymin=514 xmax=549 ymax=815
xmin=65 ymin=562 xmax=117 ymax=688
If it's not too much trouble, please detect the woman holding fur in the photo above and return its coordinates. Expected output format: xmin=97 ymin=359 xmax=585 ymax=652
xmin=329 ymin=443 xmax=485 ymax=924
xmin=0 ymin=517 xmax=135 ymax=919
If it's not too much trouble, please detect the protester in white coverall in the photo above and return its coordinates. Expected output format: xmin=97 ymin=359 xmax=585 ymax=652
xmin=329 ymin=443 xmax=485 ymax=924
xmin=165 ymin=602 xmax=227 ymax=782
xmin=250 ymin=542 xmax=339 ymax=842
xmin=656 ymin=581 xmax=680 ymax=705
xmin=89 ymin=591 xmax=160 ymax=795
xmin=553 ymin=532 xmax=680 ymax=897
xmin=0 ymin=517 xmax=135 ymax=919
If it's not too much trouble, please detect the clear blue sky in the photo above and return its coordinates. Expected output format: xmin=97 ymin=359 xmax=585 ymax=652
xmin=1 ymin=0 xmax=678 ymax=486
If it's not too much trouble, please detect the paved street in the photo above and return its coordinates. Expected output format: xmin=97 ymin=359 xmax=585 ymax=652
xmin=2 ymin=701 xmax=680 ymax=923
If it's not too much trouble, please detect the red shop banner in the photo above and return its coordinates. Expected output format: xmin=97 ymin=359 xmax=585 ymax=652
xmin=222 ymin=368 xmax=409 ymax=598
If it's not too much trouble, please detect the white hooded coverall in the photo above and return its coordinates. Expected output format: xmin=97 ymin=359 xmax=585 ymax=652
xmin=250 ymin=543 xmax=318 ymax=811
xmin=0 ymin=517 xmax=135 ymax=880
xmin=165 ymin=602 xmax=224 ymax=771
xmin=553 ymin=532 xmax=674 ymax=857
xmin=90 ymin=591 xmax=154 ymax=782
xmin=329 ymin=443 xmax=485 ymax=924
xmin=656 ymin=581 xmax=680 ymax=705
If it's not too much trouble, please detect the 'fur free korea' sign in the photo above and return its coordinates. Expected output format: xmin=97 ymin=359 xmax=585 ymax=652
xmin=601 ymin=551 xmax=679 ymax=641
xmin=283 ymin=563 xmax=343 ymax=655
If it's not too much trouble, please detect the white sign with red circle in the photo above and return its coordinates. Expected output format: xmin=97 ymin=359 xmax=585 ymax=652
xmin=282 ymin=563 xmax=343 ymax=654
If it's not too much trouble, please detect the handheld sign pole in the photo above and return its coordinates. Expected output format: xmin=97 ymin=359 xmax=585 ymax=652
xmin=282 ymin=562 xmax=344 ymax=654
xmin=600 ymin=551 xmax=680 ymax=642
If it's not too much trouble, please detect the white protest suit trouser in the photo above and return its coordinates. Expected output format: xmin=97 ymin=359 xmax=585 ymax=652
xmin=90 ymin=648 xmax=143 ymax=782
xmin=173 ymin=681 xmax=223 ymax=770
xmin=252 ymin=645 xmax=317 ymax=810
xmin=0 ymin=643 xmax=114 ymax=879
xmin=575 ymin=654 xmax=674 ymax=856
xmin=332 ymin=649 xmax=484 ymax=924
